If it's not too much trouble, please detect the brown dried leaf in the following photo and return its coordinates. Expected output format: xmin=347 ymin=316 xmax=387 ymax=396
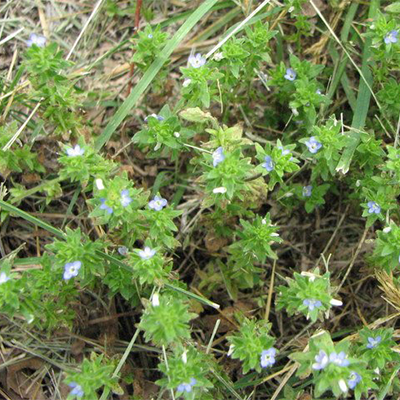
xmin=22 ymin=173 xmax=41 ymax=185
xmin=71 ymin=338 xmax=86 ymax=356
xmin=120 ymin=165 xmax=135 ymax=177
xmin=7 ymin=358 xmax=47 ymax=400
xmin=203 ymin=313 xmax=235 ymax=333
xmin=204 ymin=231 xmax=228 ymax=253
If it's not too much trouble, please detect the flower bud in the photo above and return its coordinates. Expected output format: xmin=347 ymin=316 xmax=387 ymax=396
xmin=95 ymin=179 xmax=105 ymax=190
xmin=152 ymin=293 xmax=160 ymax=307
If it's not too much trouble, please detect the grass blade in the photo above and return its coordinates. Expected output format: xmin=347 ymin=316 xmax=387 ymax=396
xmin=336 ymin=0 xmax=380 ymax=174
xmin=94 ymin=0 xmax=219 ymax=152
xmin=158 ymin=1 xmax=234 ymax=29
xmin=99 ymin=328 xmax=141 ymax=400
xmin=340 ymin=2 xmax=358 ymax=42
xmin=164 ymin=283 xmax=220 ymax=309
xmin=0 ymin=200 xmax=65 ymax=239
xmin=378 ymin=365 xmax=400 ymax=400
xmin=327 ymin=45 xmax=356 ymax=111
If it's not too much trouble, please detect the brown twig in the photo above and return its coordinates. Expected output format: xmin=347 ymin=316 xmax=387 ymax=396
xmin=126 ymin=0 xmax=143 ymax=96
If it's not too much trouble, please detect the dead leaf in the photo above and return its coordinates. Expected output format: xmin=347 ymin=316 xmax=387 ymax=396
xmin=7 ymin=358 xmax=47 ymax=400
xmin=106 ymin=140 xmax=122 ymax=152
xmin=71 ymin=339 xmax=86 ymax=356
xmin=144 ymin=164 xmax=157 ymax=177
xmin=22 ymin=173 xmax=41 ymax=185
xmin=202 ymin=301 xmax=255 ymax=334
xmin=120 ymin=165 xmax=135 ymax=177
xmin=204 ymin=231 xmax=228 ymax=253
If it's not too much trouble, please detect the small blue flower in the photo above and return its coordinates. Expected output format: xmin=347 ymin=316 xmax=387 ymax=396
xmin=66 ymin=144 xmax=84 ymax=157
xmin=348 ymin=371 xmax=362 ymax=389
xmin=177 ymin=382 xmax=192 ymax=393
xmin=100 ymin=198 xmax=113 ymax=214
xmin=148 ymin=195 xmax=168 ymax=211
xmin=277 ymin=145 xmax=291 ymax=156
xmin=138 ymin=246 xmax=156 ymax=260
xmin=68 ymin=382 xmax=84 ymax=398
xmin=305 ymin=137 xmax=322 ymax=154
xmin=312 ymin=350 xmax=329 ymax=370
xmin=366 ymin=335 xmax=381 ymax=349
xmin=188 ymin=53 xmax=206 ymax=68
xmin=260 ymin=347 xmax=277 ymax=368
xmin=329 ymin=351 xmax=350 ymax=367
xmin=144 ymin=114 xmax=165 ymax=123
xmin=118 ymin=246 xmax=128 ymax=256
xmin=262 ymin=155 xmax=275 ymax=172
xmin=63 ymin=261 xmax=82 ymax=280
xmin=284 ymin=68 xmax=296 ymax=81
xmin=367 ymin=201 xmax=381 ymax=214
xmin=384 ymin=30 xmax=398 ymax=44
xmin=303 ymin=298 xmax=322 ymax=311
xmin=177 ymin=378 xmax=197 ymax=393
xmin=316 ymin=89 xmax=322 ymax=95
xmin=302 ymin=185 xmax=312 ymax=197
xmin=120 ymin=189 xmax=132 ymax=207
xmin=148 ymin=34 xmax=154 ymax=39
xmin=26 ymin=33 xmax=47 ymax=47
xmin=212 ymin=147 xmax=225 ymax=167
xmin=0 ymin=272 xmax=10 ymax=284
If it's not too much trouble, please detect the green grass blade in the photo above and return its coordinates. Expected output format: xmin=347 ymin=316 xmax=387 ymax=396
xmin=99 ymin=328 xmax=141 ymax=400
xmin=190 ymin=6 xmax=241 ymax=43
xmin=62 ymin=184 xmax=82 ymax=229
xmin=327 ymin=45 xmax=356 ymax=111
xmin=210 ymin=367 xmax=244 ymax=400
xmin=351 ymin=51 xmax=374 ymax=129
xmin=94 ymin=0 xmax=219 ymax=152
xmin=378 ymin=365 xmax=400 ymax=400
xmin=219 ymin=7 xmax=280 ymax=39
xmin=151 ymin=171 xmax=171 ymax=197
xmin=324 ymin=2 xmax=359 ymax=112
xmin=340 ymin=2 xmax=358 ymax=42
xmin=164 ymin=283 xmax=220 ymax=309
xmin=336 ymin=0 xmax=380 ymax=174
xmin=158 ymin=0 xmax=234 ymax=29
xmin=0 ymin=200 xmax=65 ymax=239
xmin=12 ymin=256 xmax=42 ymax=265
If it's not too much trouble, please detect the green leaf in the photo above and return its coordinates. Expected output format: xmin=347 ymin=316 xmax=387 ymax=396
xmin=179 ymin=107 xmax=216 ymax=124
xmin=385 ymin=2 xmax=400 ymax=13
